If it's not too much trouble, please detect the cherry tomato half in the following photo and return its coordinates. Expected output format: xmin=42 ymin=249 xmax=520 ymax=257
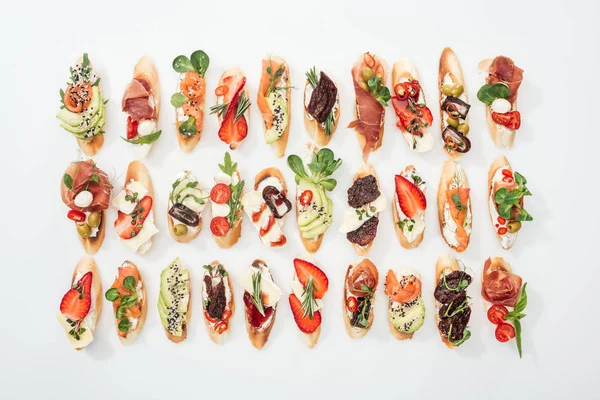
xmin=67 ymin=210 xmax=86 ymax=223
xmin=204 ymin=311 xmax=218 ymax=323
xmin=487 ymin=304 xmax=509 ymax=324
xmin=495 ymin=322 xmax=516 ymax=343
xmin=394 ymin=83 xmax=410 ymax=101
xmin=214 ymin=321 xmax=228 ymax=335
xmin=210 ymin=216 xmax=230 ymax=237
xmin=491 ymin=111 xmax=521 ymax=130
xmin=126 ymin=116 xmax=139 ymax=140
xmin=210 ymin=183 xmax=231 ymax=204
xmin=346 ymin=296 xmax=358 ymax=313
xmin=299 ymin=190 xmax=313 ymax=206
xmin=214 ymin=85 xmax=229 ymax=97
xmin=222 ymin=309 xmax=233 ymax=321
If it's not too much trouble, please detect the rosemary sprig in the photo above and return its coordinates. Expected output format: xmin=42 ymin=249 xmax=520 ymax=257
xmin=301 ymin=277 xmax=318 ymax=319
xmin=306 ymin=66 xmax=319 ymax=89
xmin=209 ymin=102 xmax=228 ymax=118
xmin=251 ymin=271 xmax=265 ymax=316
xmin=234 ymin=92 xmax=251 ymax=121
xmin=324 ymin=111 xmax=335 ymax=136
xmin=266 ymin=61 xmax=285 ymax=97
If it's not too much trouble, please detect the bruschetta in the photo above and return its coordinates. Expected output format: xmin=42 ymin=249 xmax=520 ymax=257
xmin=339 ymin=164 xmax=386 ymax=255
xmin=289 ymin=257 xmax=329 ymax=348
xmin=348 ymin=52 xmax=389 ymax=160
xmin=384 ymin=268 xmax=425 ymax=340
xmin=434 ymin=254 xmax=473 ymax=348
xmin=343 ymin=259 xmax=379 ymax=338
xmin=112 ymin=161 xmax=158 ymax=254
xmin=478 ymin=56 xmax=524 ymax=148
xmin=56 ymin=257 xmax=102 ymax=350
xmin=104 ymin=261 xmax=147 ymax=344
xmin=171 ymin=50 xmax=210 ymax=152
xmin=201 ymin=261 xmax=235 ymax=344
xmin=241 ymin=167 xmax=292 ymax=248
xmin=488 ymin=156 xmax=533 ymax=250
xmin=209 ymin=152 xmax=245 ymax=248
xmin=439 ymin=48 xmax=472 ymax=159
xmin=158 ymin=258 xmax=191 ymax=344
xmin=210 ymin=67 xmax=250 ymax=150
xmin=168 ymin=171 xmax=208 ymax=243
xmin=257 ymin=56 xmax=291 ymax=158
xmin=121 ymin=56 xmax=162 ymax=159
xmin=287 ymin=143 xmax=342 ymax=253
xmin=437 ymin=159 xmax=472 ymax=252
xmin=391 ymin=58 xmax=434 ymax=152
xmin=392 ymin=165 xmax=427 ymax=249
xmin=481 ymin=257 xmax=528 ymax=358
xmin=61 ymin=159 xmax=113 ymax=254
xmin=240 ymin=259 xmax=282 ymax=349
xmin=304 ymin=66 xmax=340 ymax=146
xmin=56 ymin=53 xmax=106 ymax=156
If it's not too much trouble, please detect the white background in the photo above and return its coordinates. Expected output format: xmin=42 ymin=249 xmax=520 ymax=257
xmin=1 ymin=0 xmax=598 ymax=398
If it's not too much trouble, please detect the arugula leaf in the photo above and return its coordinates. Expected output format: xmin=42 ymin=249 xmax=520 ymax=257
xmin=179 ymin=117 xmax=197 ymax=137
xmin=172 ymin=55 xmax=194 ymax=73
xmin=170 ymin=93 xmax=188 ymax=108
xmin=219 ymin=152 xmax=238 ymax=176
xmin=63 ymin=174 xmax=73 ymax=190
xmin=449 ymin=327 xmax=471 ymax=346
xmin=477 ymin=83 xmax=510 ymax=105
xmin=190 ymin=50 xmax=210 ymax=77
xmin=121 ymin=130 xmax=162 ymax=145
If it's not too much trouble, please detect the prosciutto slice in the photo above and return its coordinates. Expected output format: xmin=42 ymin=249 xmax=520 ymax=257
xmin=348 ymin=81 xmax=384 ymax=158
xmin=122 ymin=78 xmax=154 ymax=121
xmin=481 ymin=258 xmax=522 ymax=307
xmin=347 ymin=259 xmax=379 ymax=297
xmin=487 ymin=56 xmax=523 ymax=104
xmin=61 ymin=160 xmax=112 ymax=212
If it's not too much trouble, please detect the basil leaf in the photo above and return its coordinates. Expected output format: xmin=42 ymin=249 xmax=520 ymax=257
xmin=179 ymin=117 xmax=197 ymax=137
xmin=123 ymin=276 xmax=136 ymax=293
xmin=170 ymin=93 xmax=188 ymax=108
xmin=118 ymin=318 xmax=132 ymax=333
xmin=513 ymin=283 xmax=528 ymax=314
xmin=477 ymin=83 xmax=510 ymax=105
xmin=498 ymin=202 xmax=513 ymax=219
xmin=120 ymin=294 xmax=138 ymax=308
xmin=319 ymin=178 xmax=337 ymax=192
xmin=63 ymin=174 xmax=73 ymax=190
xmin=450 ymin=328 xmax=471 ymax=346
xmin=172 ymin=55 xmax=194 ymax=73
xmin=116 ymin=306 xmax=125 ymax=319
xmin=121 ymin=130 xmax=162 ymax=145
xmin=287 ymin=155 xmax=308 ymax=180
xmin=514 ymin=319 xmax=523 ymax=358
xmin=190 ymin=50 xmax=210 ymax=77
xmin=105 ymin=288 xmax=120 ymax=302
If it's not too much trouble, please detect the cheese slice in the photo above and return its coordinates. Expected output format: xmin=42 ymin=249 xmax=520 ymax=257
xmin=339 ymin=194 xmax=387 ymax=233
xmin=239 ymin=266 xmax=281 ymax=307
xmin=291 ymin=275 xmax=323 ymax=312
xmin=121 ymin=219 xmax=159 ymax=252
xmin=57 ymin=313 xmax=93 ymax=349
xmin=111 ymin=180 xmax=149 ymax=214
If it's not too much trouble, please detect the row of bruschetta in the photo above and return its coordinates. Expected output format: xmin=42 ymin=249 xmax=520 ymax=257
xmin=59 ymin=254 xmax=528 ymax=357
xmin=57 ymin=49 xmax=523 ymax=160
xmin=61 ymin=150 xmax=533 ymax=255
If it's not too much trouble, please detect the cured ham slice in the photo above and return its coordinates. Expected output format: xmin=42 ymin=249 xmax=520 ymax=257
xmin=122 ymin=78 xmax=154 ymax=121
xmin=487 ymin=56 xmax=523 ymax=104
xmin=348 ymin=82 xmax=384 ymax=157
xmin=61 ymin=160 xmax=112 ymax=212
xmin=346 ymin=259 xmax=379 ymax=297
xmin=481 ymin=258 xmax=522 ymax=307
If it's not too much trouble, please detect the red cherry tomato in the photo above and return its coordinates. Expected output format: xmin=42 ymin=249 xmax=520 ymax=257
xmin=394 ymin=83 xmax=410 ymax=101
xmin=487 ymin=304 xmax=509 ymax=324
xmin=126 ymin=116 xmax=139 ymax=140
xmin=214 ymin=85 xmax=228 ymax=97
xmin=497 ymin=216 xmax=506 ymax=225
xmin=204 ymin=311 xmax=218 ymax=323
xmin=363 ymin=53 xmax=375 ymax=68
xmin=222 ymin=309 xmax=232 ymax=321
xmin=210 ymin=216 xmax=230 ymax=237
xmin=495 ymin=322 xmax=516 ymax=343
xmin=498 ymin=227 xmax=508 ymax=235
xmin=346 ymin=296 xmax=358 ymax=313
xmin=491 ymin=111 xmax=521 ymax=129
xmin=210 ymin=183 xmax=231 ymax=204
xmin=214 ymin=321 xmax=228 ymax=335
xmin=67 ymin=210 xmax=86 ymax=222
xmin=299 ymin=190 xmax=313 ymax=206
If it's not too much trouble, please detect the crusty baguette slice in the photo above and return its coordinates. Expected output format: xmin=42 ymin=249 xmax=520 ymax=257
xmin=488 ymin=155 xmax=517 ymax=249
xmin=343 ymin=260 xmax=377 ymax=339
xmin=123 ymin=160 xmax=155 ymax=254
xmin=78 ymin=209 xmax=106 ymax=254
xmin=71 ymin=256 xmax=103 ymax=351
xmin=134 ymin=56 xmax=160 ymax=119
xmin=73 ymin=55 xmax=104 ymax=156
xmin=296 ymin=143 xmax=325 ymax=253
xmin=435 ymin=254 xmax=460 ymax=349
xmin=163 ymin=260 xmax=192 ymax=344
xmin=438 ymin=47 xmax=468 ymax=160
xmin=392 ymin=165 xmax=425 ymax=249
xmin=437 ymin=159 xmax=471 ymax=252
xmin=387 ymin=269 xmax=421 ymax=340
xmin=255 ymin=167 xmax=287 ymax=192
xmin=174 ymin=73 xmax=203 ymax=153
xmin=203 ymin=261 xmax=235 ymax=344
xmin=213 ymin=170 xmax=243 ymax=249
xmin=303 ymin=73 xmax=340 ymax=146
xmin=264 ymin=56 xmax=291 ymax=159
xmin=167 ymin=171 xmax=204 ymax=243
xmin=349 ymin=163 xmax=380 ymax=256
xmin=214 ymin=67 xmax=249 ymax=150
xmin=245 ymin=259 xmax=278 ymax=349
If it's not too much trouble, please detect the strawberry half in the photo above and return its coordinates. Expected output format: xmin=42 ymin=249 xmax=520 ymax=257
xmin=243 ymin=292 xmax=273 ymax=328
xmin=218 ymin=78 xmax=248 ymax=146
xmin=60 ymin=272 xmax=93 ymax=320
xmin=289 ymin=294 xmax=321 ymax=334
xmin=114 ymin=196 xmax=153 ymax=240
xmin=293 ymin=258 xmax=329 ymax=299
xmin=395 ymin=174 xmax=426 ymax=218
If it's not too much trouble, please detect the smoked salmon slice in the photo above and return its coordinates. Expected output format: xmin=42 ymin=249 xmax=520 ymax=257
xmin=257 ymin=58 xmax=284 ymax=129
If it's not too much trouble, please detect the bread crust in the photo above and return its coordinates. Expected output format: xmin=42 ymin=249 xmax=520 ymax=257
xmin=71 ymin=256 xmax=103 ymax=351
xmin=214 ymin=67 xmax=249 ymax=150
xmin=437 ymin=159 xmax=471 ymax=252
xmin=343 ymin=261 xmax=376 ymax=338
xmin=438 ymin=48 xmax=468 ymax=160
xmin=108 ymin=261 xmax=147 ymax=345
xmin=202 ymin=261 xmax=235 ymax=344
xmin=245 ymin=259 xmax=277 ymax=349
xmin=123 ymin=160 xmax=155 ymax=254
xmin=349 ymin=163 xmax=380 ymax=256
xmin=303 ymin=75 xmax=340 ymax=146
xmin=392 ymin=165 xmax=425 ymax=249
xmin=77 ymin=209 xmax=106 ymax=254
xmin=487 ymin=155 xmax=516 ymax=249
xmin=434 ymin=254 xmax=460 ymax=349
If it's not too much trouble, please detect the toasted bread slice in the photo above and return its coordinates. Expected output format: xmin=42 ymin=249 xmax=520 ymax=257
xmin=303 ymin=71 xmax=340 ymax=146
xmin=386 ymin=269 xmax=423 ymax=340
xmin=343 ymin=259 xmax=377 ymax=338
xmin=72 ymin=55 xmax=104 ymax=156
xmin=258 ymin=56 xmax=290 ymax=158
xmin=392 ymin=165 xmax=426 ymax=249
xmin=244 ymin=259 xmax=278 ymax=349
xmin=167 ymin=171 xmax=205 ymax=243
xmin=435 ymin=254 xmax=460 ymax=349
xmin=437 ymin=159 xmax=471 ymax=252
xmin=202 ymin=261 xmax=235 ymax=344
xmin=488 ymin=155 xmax=518 ymax=249
xmin=128 ymin=56 xmax=160 ymax=159
xmin=161 ymin=258 xmax=191 ymax=344
xmin=174 ymin=74 xmax=203 ymax=152
xmin=77 ymin=209 xmax=106 ymax=254
xmin=214 ymin=67 xmax=249 ymax=150
xmin=348 ymin=163 xmax=381 ymax=256
xmin=439 ymin=48 xmax=469 ymax=160
xmin=212 ymin=170 xmax=243 ymax=249
xmin=123 ymin=160 xmax=155 ymax=254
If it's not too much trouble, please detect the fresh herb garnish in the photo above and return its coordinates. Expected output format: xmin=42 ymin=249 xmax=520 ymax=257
xmin=287 ymin=148 xmax=342 ymax=191
xmin=63 ymin=174 xmax=74 ymax=190
xmin=448 ymin=325 xmax=471 ymax=346
xmin=172 ymin=50 xmax=210 ymax=77
xmin=451 ymin=193 xmax=467 ymax=218
xmin=477 ymin=83 xmax=510 ymax=105
xmin=218 ymin=152 xmax=245 ymax=228
xmin=234 ymin=92 xmax=251 ymax=121
xmin=504 ymin=283 xmax=528 ymax=358
xmin=443 ymin=297 xmax=470 ymax=318
xmin=306 ymin=66 xmax=319 ymax=89
xmin=178 ymin=117 xmax=197 ymax=137
xmin=121 ymin=130 xmax=162 ymax=145
xmin=301 ymin=277 xmax=319 ymax=319
xmin=265 ymin=60 xmax=285 ymax=97
xmin=411 ymin=174 xmax=423 ymax=186
xmin=209 ymin=102 xmax=228 ymax=118
xmin=251 ymin=271 xmax=265 ymax=316
xmin=104 ymin=275 xmax=139 ymax=335
xmin=367 ymin=76 xmax=391 ymax=107
xmin=219 ymin=152 xmax=238 ymax=176
xmin=170 ymin=93 xmax=188 ymax=108
xmin=360 ymin=284 xmax=374 ymax=296
xmin=324 ymin=111 xmax=335 ymax=137
xmin=356 ymin=296 xmax=371 ymax=328
xmin=398 ymin=218 xmax=415 ymax=232
xmin=494 ymin=172 xmax=533 ymax=221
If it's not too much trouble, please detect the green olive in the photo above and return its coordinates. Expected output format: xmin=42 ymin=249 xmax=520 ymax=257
xmin=446 ymin=117 xmax=459 ymax=128
xmin=457 ymin=123 xmax=470 ymax=135
xmin=358 ymin=80 xmax=368 ymax=90
xmin=442 ymin=84 xmax=454 ymax=97
xmin=87 ymin=211 xmax=101 ymax=228
xmin=451 ymin=84 xmax=464 ymax=97
xmin=173 ymin=224 xmax=188 ymax=237
xmin=77 ymin=223 xmax=91 ymax=238
xmin=361 ymin=67 xmax=374 ymax=83
xmin=507 ymin=221 xmax=522 ymax=233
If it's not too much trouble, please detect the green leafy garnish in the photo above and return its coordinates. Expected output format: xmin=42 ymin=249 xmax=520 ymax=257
xmin=504 ymin=283 xmax=528 ymax=358
xmin=448 ymin=325 xmax=471 ymax=346
xmin=356 ymin=297 xmax=371 ymax=328
xmin=103 ymin=274 xmax=139 ymax=335
xmin=494 ymin=171 xmax=533 ymax=221
xmin=324 ymin=111 xmax=335 ymax=137
xmin=265 ymin=61 xmax=285 ymax=97
xmin=190 ymin=50 xmax=210 ymax=78
xmin=123 ymin=276 xmax=136 ymax=292
xmin=219 ymin=152 xmax=238 ymax=176
xmin=178 ymin=117 xmax=197 ymax=137
xmin=170 ymin=93 xmax=188 ymax=108
xmin=398 ymin=218 xmax=415 ymax=232
xmin=105 ymin=288 xmax=120 ymax=302
xmin=287 ymin=148 xmax=342 ymax=192
xmin=63 ymin=174 xmax=73 ymax=190
xmin=218 ymin=152 xmax=245 ymax=228
xmin=118 ymin=319 xmax=132 ymax=333
xmin=251 ymin=271 xmax=265 ymax=316
xmin=451 ymin=193 xmax=468 ymax=219
xmin=234 ymin=92 xmax=251 ymax=122
xmin=477 ymin=83 xmax=510 ymax=105
xmin=301 ymin=277 xmax=318 ymax=319
xmin=120 ymin=294 xmax=138 ymax=308
xmin=306 ymin=66 xmax=319 ymax=89
xmin=209 ymin=102 xmax=228 ymax=118
xmin=367 ymin=76 xmax=391 ymax=107
xmin=121 ymin=130 xmax=162 ymax=145
xmin=443 ymin=297 xmax=470 ymax=318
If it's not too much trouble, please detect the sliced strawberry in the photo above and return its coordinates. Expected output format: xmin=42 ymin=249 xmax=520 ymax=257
xmin=392 ymin=98 xmax=433 ymax=136
xmin=243 ymin=291 xmax=274 ymax=328
xmin=218 ymin=78 xmax=248 ymax=145
xmin=114 ymin=196 xmax=153 ymax=240
xmin=293 ymin=258 xmax=329 ymax=299
xmin=60 ymin=272 xmax=93 ymax=320
xmin=289 ymin=294 xmax=321 ymax=334
xmin=395 ymin=175 xmax=426 ymax=218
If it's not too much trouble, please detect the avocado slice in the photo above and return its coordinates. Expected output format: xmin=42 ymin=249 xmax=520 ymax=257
xmin=157 ymin=293 xmax=169 ymax=329
xmin=172 ymin=177 xmax=192 ymax=198
xmin=389 ymin=295 xmax=426 ymax=333
xmin=297 ymin=179 xmax=324 ymax=227
xmin=57 ymin=86 xmax=102 ymax=127
xmin=265 ymin=91 xmax=288 ymax=144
